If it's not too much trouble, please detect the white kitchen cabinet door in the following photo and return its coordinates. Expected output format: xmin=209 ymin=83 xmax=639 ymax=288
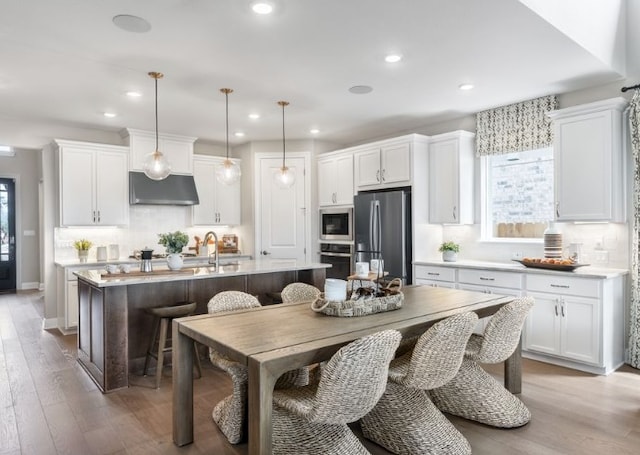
xmin=549 ymin=98 xmax=626 ymax=222
xmin=428 ymin=131 xmax=475 ymax=224
xmin=192 ymin=156 xmax=241 ymax=226
xmin=524 ymin=291 xmax=599 ymax=365
xmin=66 ymin=280 xmax=79 ymax=328
xmin=95 ymin=151 xmax=129 ymax=225
xmin=59 ymin=147 xmax=96 ymax=225
xmin=58 ymin=142 xmax=129 ymax=227
xmin=415 ymin=278 xmax=456 ymax=288
xmin=318 ymin=153 xmax=354 ymax=206
xmin=355 ymin=148 xmax=382 ymax=188
xmin=380 ymin=143 xmax=411 ymax=186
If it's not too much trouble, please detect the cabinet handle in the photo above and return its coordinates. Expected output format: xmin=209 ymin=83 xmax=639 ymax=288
xmin=561 ymin=305 xmax=565 ymax=317
xmin=554 ymin=304 xmax=558 ymax=316
xmin=453 ymin=205 xmax=457 ymax=221
xmin=97 ymin=210 xmax=101 ymax=223
xmin=556 ymin=202 xmax=560 ymax=218
xmin=92 ymin=211 xmax=96 ymax=222
xmin=333 ymin=193 xmax=336 ymax=203
xmin=381 ymin=169 xmax=386 ymax=182
xmin=376 ymin=170 xmax=380 ymax=182
xmin=427 ymin=272 xmax=440 ymax=276
xmin=479 ymin=277 xmax=495 ymax=281
xmin=550 ymin=284 xmax=570 ymax=289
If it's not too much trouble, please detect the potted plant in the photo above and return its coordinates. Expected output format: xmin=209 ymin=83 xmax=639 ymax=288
xmin=158 ymin=231 xmax=190 ymax=270
xmin=439 ymin=241 xmax=460 ymax=262
xmin=74 ymin=239 xmax=93 ymax=262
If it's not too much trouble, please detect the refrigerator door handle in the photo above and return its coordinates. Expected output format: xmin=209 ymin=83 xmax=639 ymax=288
xmin=373 ymin=200 xmax=381 ymax=255
xmin=369 ymin=200 xmax=375 ymax=254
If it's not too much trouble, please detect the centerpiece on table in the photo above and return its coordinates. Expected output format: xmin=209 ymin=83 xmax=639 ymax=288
xmin=438 ymin=241 xmax=460 ymax=262
xmin=158 ymin=231 xmax=189 ymax=270
xmin=74 ymin=239 xmax=93 ymax=262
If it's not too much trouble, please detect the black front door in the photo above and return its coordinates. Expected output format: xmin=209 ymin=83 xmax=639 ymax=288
xmin=0 ymin=178 xmax=16 ymax=293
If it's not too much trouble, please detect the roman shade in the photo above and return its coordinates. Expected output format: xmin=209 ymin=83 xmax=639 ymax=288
xmin=476 ymin=95 xmax=558 ymax=156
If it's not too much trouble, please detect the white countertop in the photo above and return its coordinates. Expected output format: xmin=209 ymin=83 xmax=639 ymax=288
xmin=55 ymin=253 xmax=251 ymax=268
xmin=414 ymin=259 xmax=628 ymax=279
xmin=74 ymin=259 xmax=330 ymax=287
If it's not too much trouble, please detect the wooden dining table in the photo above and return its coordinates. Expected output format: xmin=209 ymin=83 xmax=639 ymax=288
xmin=172 ymin=285 xmax=520 ymax=455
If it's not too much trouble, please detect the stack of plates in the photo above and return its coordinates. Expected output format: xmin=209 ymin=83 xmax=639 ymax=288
xmin=544 ymin=233 xmax=563 ymax=258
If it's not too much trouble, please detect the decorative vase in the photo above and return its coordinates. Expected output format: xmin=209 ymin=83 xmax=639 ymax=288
xmin=167 ymin=253 xmax=184 ymax=271
xmin=77 ymin=250 xmax=89 ymax=263
xmin=543 ymin=222 xmax=563 ymax=258
xmin=442 ymin=251 xmax=457 ymax=262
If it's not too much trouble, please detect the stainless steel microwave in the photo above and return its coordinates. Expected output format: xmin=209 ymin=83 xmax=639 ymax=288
xmin=319 ymin=207 xmax=353 ymax=241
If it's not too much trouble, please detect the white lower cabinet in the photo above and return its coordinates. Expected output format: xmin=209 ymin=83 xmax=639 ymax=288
xmin=56 ymin=265 xmax=87 ymax=332
xmin=457 ymin=269 xmax=523 ymax=334
xmin=523 ymin=273 xmax=624 ymax=374
xmin=414 ymin=265 xmax=456 ymax=288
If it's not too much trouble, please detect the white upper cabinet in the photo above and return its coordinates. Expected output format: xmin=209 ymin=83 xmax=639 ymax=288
xmin=428 ymin=131 xmax=475 ymax=224
xmin=121 ymin=128 xmax=196 ymax=175
xmin=56 ymin=140 xmax=129 ymax=227
xmin=547 ymin=97 xmax=627 ymax=222
xmin=318 ymin=152 xmax=354 ymax=206
xmin=192 ymin=155 xmax=241 ymax=226
xmin=353 ymin=135 xmax=426 ymax=191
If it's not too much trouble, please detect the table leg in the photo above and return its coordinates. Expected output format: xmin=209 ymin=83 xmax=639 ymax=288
xmin=504 ymin=337 xmax=522 ymax=394
xmin=172 ymin=320 xmax=194 ymax=446
xmin=248 ymin=357 xmax=278 ymax=455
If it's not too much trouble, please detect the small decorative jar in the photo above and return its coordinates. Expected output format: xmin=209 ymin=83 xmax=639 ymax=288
xmin=167 ymin=253 xmax=184 ymax=271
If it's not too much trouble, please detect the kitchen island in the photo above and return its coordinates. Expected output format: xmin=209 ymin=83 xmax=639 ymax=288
xmin=74 ymin=259 xmax=329 ymax=392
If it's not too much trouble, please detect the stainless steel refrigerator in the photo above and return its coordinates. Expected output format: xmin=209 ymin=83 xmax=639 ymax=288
xmin=354 ymin=188 xmax=412 ymax=284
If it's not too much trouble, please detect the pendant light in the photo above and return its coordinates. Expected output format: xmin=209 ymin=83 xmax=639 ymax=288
xmin=142 ymin=71 xmax=171 ymax=180
xmin=273 ymin=100 xmax=295 ymax=188
xmin=215 ymin=88 xmax=242 ymax=185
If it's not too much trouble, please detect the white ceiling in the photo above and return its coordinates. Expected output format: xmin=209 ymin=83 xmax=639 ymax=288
xmin=0 ymin=0 xmax=632 ymax=149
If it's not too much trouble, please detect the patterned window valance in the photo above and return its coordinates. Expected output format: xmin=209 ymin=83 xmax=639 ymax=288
xmin=476 ymin=95 xmax=558 ymax=156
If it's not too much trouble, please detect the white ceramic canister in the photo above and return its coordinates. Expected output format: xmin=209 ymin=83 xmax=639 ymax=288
xmin=324 ymin=278 xmax=347 ymax=301
xmin=108 ymin=244 xmax=120 ymax=260
xmin=96 ymin=246 xmax=108 ymax=261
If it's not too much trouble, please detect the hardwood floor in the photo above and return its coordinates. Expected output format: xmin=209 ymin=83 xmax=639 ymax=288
xmin=1 ymin=290 xmax=639 ymax=454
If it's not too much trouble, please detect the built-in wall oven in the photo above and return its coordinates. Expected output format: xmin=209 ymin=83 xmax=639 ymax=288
xmin=319 ymin=243 xmax=353 ymax=279
xmin=319 ymin=207 xmax=353 ymax=241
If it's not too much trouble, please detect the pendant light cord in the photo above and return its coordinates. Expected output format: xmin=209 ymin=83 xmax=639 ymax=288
xmin=225 ymin=90 xmax=230 ymax=160
xmin=278 ymin=101 xmax=289 ymax=169
xmin=154 ymin=76 xmax=159 ymax=152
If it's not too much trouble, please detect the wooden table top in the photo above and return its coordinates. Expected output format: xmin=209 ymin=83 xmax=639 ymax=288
xmin=176 ymin=285 xmax=512 ymax=364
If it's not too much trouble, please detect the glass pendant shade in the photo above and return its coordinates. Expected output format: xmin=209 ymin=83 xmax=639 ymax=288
xmin=143 ymin=149 xmax=171 ymax=180
xmin=273 ymin=165 xmax=296 ymax=188
xmin=216 ymin=88 xmax=242 ymax=185
xmin=143 ymin=71 xmax=171 ymax=181
xmin=216 ymin=158 xmax=241 ymax=185
xmin=274 ymin=100 xmax=295 ymax=188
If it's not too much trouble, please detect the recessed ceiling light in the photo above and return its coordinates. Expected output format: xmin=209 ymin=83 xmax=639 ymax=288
xmin=310 ymin=129 xmax=320 ymax=134
xmin=251 ymin=2 xmax=274 ymax=14
xmin=103 ymin=112 xmax=117 ymax=118
xmin=234 ymin=131 xmax=246 ymax=137
xmin=126 ymin=91 xmax=142 ymax=98
xmin=248 ymin=113 xmax=260 ymax=120
xmin=458 ymin=83 xmax=474 ymax=91
xmin=385 ymin=54 xmax=402 ymax=63
xmin=349 ymin=85 xmax=373 ymax=95
xmin=112 ymin=15 xmax=151 ymax=33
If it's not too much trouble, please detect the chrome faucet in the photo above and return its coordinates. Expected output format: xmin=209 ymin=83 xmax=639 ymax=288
xmin=203 ymin=231 xmax=219 ymax=267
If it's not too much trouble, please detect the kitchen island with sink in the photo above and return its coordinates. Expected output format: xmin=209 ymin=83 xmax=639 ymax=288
xmin=74 ymin=259 xmax=329 ymax=392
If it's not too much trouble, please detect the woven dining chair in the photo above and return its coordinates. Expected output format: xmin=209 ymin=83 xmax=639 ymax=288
xmin=429 ymin=296 xmax=535 ymax=428
xmin=207 ymin=291 xmax=309 ymax=444
xmin=360 ymin=312 xmax=478 ymax=455
xmin=280 ymin=282 xmax=321 ymax=303
xmin=271 ymin=329 xmax=402 ymax=455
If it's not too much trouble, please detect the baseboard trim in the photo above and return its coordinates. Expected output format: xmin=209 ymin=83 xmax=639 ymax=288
xmin=20 ymin=282 xmax=40 ymax=290
xmin=42 ymin=317 xmax=58 ymax=330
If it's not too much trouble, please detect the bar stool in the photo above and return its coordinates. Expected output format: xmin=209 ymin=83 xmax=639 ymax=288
xmin=143 ymin=301 xmax=202 ymax=388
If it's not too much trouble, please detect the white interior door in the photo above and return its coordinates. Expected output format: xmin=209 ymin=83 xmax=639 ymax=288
xmin=257 ymin=156 xmax=307 ymax=261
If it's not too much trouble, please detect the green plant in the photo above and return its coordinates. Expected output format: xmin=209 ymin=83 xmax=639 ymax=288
xmin=73 ymin=239 xmax=93 ymax=251
xmin=158 ymin=231 xmax=189 ymax=254
xmin=438 ymin=241 xmax=460 ymax=253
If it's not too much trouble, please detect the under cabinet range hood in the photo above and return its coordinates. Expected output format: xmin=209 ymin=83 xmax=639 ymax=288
xmin=129 ymin=171 xmax=200 ymax=206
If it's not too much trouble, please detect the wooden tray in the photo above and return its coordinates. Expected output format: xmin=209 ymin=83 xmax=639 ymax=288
xmin=347 ymin=271 xmax=389 ymax=281
xmin=512 ymin=259 xmax=589 ymax=272
xmin=100 ymin=268 xmax=195 ymax=279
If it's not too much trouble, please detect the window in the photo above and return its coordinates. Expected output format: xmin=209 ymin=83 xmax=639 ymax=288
xmin=482 ymin=147 xmax=554 ymax=240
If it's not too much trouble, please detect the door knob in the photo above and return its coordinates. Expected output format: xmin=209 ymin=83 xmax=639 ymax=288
xmin=261 ymin=250 xmax=271 ymax=255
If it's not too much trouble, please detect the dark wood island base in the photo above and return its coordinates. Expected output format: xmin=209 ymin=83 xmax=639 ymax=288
xmin=75 ymin=261 xmax=327 ymax=393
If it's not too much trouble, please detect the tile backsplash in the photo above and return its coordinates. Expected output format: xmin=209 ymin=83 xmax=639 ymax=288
xmin=55 ymin=205 xmax=242 ymax=262
xmin=415 ymin=222 xmax=629 ymax=269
